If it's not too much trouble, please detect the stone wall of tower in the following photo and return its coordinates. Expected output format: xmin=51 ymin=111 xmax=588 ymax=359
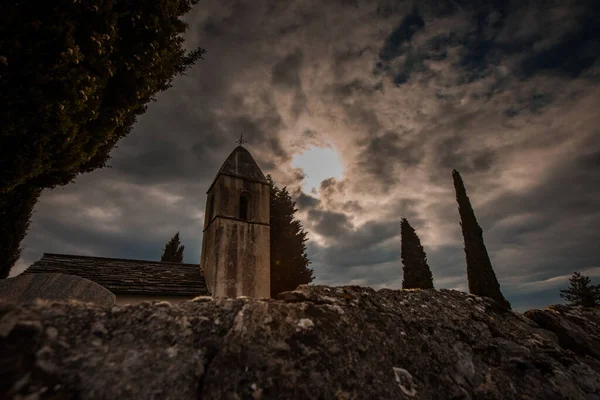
xmin=200 ymin=174 xmax=270 ymax=298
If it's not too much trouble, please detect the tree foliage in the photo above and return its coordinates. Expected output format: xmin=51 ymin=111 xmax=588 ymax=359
xmin=267 ymin=175 xmax=314 ymax=297
xmin=0 ymin=0 xmax=204 ymax=276
xmin=401 ymin=218 xmax=434 ymax=289
xmin=559 ymin=272 xmax=600 ymax=307
xmin=161 ymin=232 xmax=184 ymax=263
xmin=0 ymin=0 xmax=205 ymax=193
xmin=452 ymin=169 xmax=511 ymax=309
xmin=0 ymin=184 xmax=42 ymax=278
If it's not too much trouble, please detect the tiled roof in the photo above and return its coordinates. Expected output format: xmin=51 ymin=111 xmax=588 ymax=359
xmin=23 ymin=253 xmax=209 ymax=296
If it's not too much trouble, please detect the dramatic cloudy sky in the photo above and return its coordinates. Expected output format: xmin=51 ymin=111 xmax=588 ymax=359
xmin=11 ymin=0 xmax=600 ymax=311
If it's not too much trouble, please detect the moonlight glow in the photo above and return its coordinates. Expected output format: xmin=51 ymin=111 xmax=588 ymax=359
xmin=291 ymin=146 xmax=344 ymax=194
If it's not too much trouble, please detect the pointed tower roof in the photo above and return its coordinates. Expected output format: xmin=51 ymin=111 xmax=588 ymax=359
xmin=207 ymin=146 xmax=268 ymax=193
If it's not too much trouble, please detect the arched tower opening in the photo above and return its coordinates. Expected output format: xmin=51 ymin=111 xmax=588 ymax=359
xmin=207 ymin=194 xmax=215 ymax=222
xmin=239 ymin=192 xmax=250 ymax=220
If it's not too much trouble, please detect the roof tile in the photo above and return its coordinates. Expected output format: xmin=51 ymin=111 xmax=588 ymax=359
xmin=23 ymin=253 xmax=209 ymax=296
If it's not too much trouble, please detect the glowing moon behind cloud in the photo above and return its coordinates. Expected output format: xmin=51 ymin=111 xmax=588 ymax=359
xmin=292 ymin=146 xmax=343 ymax=194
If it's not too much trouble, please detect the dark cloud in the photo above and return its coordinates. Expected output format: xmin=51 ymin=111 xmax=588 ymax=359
xmin=480 ymin=143 xmax=600 ymax=228
xmin=306 ymin=212 xmax=401 ymax=267
xmin=202 ymin=20 xmax=224 ymax=39
xmin=455 ymin=7 xmax=511 ymax=82
xmin=271 ymin=49 xmax=308 ymax=120
xmin=307 ymin=209 xmax=353 ymax=239
xmin=374 ymin=7 xmax=436 ymax=87
xmin=342 ymin=200 xmax=363 ymax=214
xmin=580 ymin=149 xmax=600 ymax=169
xmin=319 ymin=177 xmax=338 ymax=192
xmin=339 ymin=220 xmax=400 ymax=249
xmin=374 ymin=0 xmax=600 ymax=91
xmin=303 ymin=129 xmax=318 ymax=140
xmin=378 ymin=7 xmax=425 ymax=63
xmin=323 ymin=241 xmax=400 ymax=267
xmin=435 ymin=135 xmax=496 ymax=173
xmin=227 ymin=114 xmax=286 ymax=156
xmin=296 ymin=192 xmax=320 ymax=210
xmin=272 ymin=49 xmax=304 ymax=89
xmin=503 ymin=91 xmax=554 ymax=118
xmin=356 ymin=130 xmax=423 ymax=187
xmin=343 ymin=104 xmax=382 ymax=136
xmin=333 ymin=46 xmax=373 ymax=64
xmin=30 ymin=215 xmax=175 ymax=263
xmin=518 ymin=5 xmax=600 ymax=79
xmin=327 ymin=79 xmax=383 ymax=101
xmin=318 ymin=178 xmax=346 ymax=200
xmin=108 ymin=104 xmax=226 ymax=185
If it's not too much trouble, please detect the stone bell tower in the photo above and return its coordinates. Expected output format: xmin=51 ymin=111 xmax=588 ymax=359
xmin=200 ymin=141 xmax=270 ymax=298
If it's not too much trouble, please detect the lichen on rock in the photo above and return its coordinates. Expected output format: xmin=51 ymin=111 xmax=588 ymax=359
xmin=1 ymin=285 xmax=600 ymax=399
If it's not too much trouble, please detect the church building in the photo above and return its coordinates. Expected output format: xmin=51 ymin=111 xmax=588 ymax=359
xmin=200 ymin=145 xmax=271 ymax=298
xmin=18 ymin=143 xmax=271 ymax=304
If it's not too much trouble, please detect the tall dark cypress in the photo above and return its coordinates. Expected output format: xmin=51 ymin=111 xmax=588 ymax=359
xmin=452 ymin=169 xmax=511 ymax=309
xmin=161 ymin=232 xmax=185 ymax=263
xmin=267 ymin=175 xmax=314 ymax=297
xmin=401 ymin=218 xmax=434 ymax=289
xmin=0 ymin=184 xmax=42 ymax=278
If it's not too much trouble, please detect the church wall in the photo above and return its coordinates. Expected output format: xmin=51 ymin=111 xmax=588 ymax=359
xmin=207 ymin=218 xmax=270 ymax=298
xmin=199 ymin=220 xmax=210 ymax=293
xmin=200 ymin=220 xmax=219 ymax=296
xmin=200 ymin=172 xmax=270 ymax=298
xmin=208 ymin=174 xmax=269 ymax=224
xmin=240 ymin=224 xmax=269 ymax=297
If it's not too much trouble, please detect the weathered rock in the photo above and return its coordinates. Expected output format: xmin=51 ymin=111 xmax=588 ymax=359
xmin=1 ymin=285 xmax=599 ymax=399
xmin=525 ymin=304 xmax=600 ymax=360
xmin=0 ymin=273 xmax=115 ymax=306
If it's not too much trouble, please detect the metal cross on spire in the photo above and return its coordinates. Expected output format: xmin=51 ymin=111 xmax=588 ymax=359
xmin=236 ymin=133 xmax=247 ymax=146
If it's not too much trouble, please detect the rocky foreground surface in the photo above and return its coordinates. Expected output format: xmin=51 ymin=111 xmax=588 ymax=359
xmin=1 ymin=285 xmax=600 ymax=400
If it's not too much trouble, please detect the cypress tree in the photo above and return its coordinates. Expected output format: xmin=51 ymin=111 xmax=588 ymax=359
xmin=0 ymin=1 xmax=205 ymax=276
xmin=0 ymin=184 xmax=42 ymax=278
xmin=267 ymin=175 xmax=314 ymax=297
xmin=401 ymin=218 xmax=434 ymax=289
xmin=452 ymin=169 xmax=511 ymax=309
xmin=559 ymin=272 xmax=600 ymax=307
xmin=161 ymin=233 xmax=185 ymax=263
